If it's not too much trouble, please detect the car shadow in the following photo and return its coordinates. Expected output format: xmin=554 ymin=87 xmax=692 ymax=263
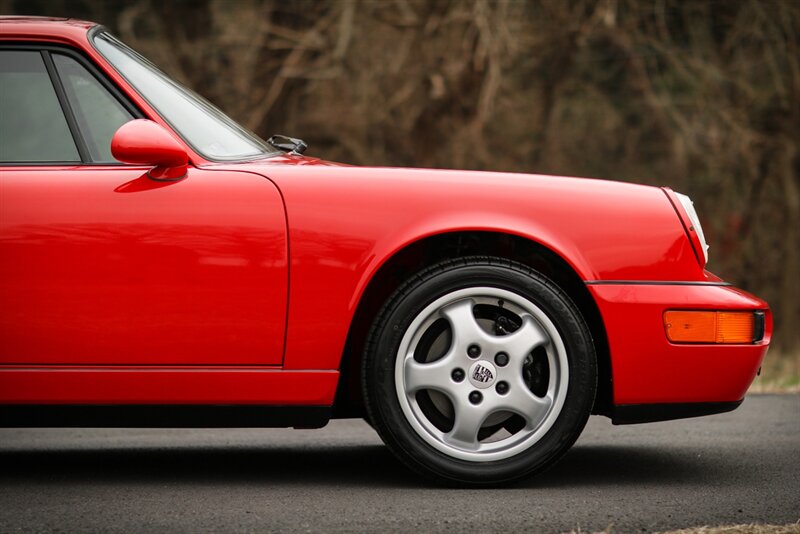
xmin=0 ymin=441 xmax=735 ymax=489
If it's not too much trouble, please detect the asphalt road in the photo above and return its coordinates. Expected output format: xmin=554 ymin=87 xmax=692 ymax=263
xmin=0 ymin=395 xmax=797 ymax=533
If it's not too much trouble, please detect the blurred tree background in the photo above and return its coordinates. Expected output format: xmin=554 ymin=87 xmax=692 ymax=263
xmin=3 ymin=0 xmax=799 ymax=359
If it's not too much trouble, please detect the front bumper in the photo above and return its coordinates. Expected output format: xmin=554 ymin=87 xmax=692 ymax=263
xmin=588 ymin=282 xmax=771 ymax=418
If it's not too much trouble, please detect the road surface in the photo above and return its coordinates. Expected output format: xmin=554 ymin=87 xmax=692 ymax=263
xmin=0 ymin=394 xmax=797 ymax=532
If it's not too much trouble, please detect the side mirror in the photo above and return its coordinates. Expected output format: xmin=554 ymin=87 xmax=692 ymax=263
xmin=111 ymin=119 xmax=189 ymax=181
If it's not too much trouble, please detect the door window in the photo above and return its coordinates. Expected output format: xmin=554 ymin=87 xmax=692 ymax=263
xmin=52 ymin=53 xmax=133 ymax=163
xmin=0 ymin=50 xmax=80 ymax=163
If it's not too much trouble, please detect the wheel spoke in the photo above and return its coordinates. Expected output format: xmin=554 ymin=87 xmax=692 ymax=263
xmin=499 ymin=315 xmax=548 ymax=363
xmin=404 ymin=357 xmax=454 ymax=394
xmin=440 ymin=299 xmax=487 ymax=350
xmin=445 ymin=402 xmax=486 ymax=449
xmin=501 ymin=382 xmax=552 ymax=429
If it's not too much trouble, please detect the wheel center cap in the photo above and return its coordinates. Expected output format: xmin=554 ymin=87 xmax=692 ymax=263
xmin=468 ymin=360 xmax=497 ymax=389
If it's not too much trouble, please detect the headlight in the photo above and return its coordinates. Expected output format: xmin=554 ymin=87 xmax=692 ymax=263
xmin=675 ymin=192 xmax=709 ymax=265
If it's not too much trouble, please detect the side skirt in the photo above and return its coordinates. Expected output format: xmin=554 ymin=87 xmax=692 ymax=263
xmin=0 ymin=405 xmax=331 ymax=429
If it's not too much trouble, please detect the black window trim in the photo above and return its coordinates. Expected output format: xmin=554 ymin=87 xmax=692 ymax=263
xmin=40 ymin=49 xmax=90 ymax=163
xmin=0 ymin=42 xmax=145 ymax=167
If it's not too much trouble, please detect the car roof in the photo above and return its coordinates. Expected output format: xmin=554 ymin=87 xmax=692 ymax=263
xmin=0 ymin=16 xmax=97 ymax=43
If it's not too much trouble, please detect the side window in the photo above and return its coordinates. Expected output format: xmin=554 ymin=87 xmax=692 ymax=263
xmin=0 ymin=50 xmax=80 ymax=163
xmin=53 ymin=53 xmax=133 ymax=163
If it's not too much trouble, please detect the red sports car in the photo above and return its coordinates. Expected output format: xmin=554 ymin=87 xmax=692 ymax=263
xmin=0 ymin=17 xmax=771 ymax=485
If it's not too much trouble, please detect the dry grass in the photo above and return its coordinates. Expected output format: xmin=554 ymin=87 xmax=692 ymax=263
xmin=660 ymin=523 xmax=800 ymax=534
xmin=749 ymin=351 xmax=800 ymax=394
xmin=565 ymin=522 xmax=800 ymax=534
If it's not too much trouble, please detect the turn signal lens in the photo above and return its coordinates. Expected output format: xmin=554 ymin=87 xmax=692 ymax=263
xmin=715 ymin=312 xmax=756 ymax=343
xmin=664 ymin=311 xmax=755 ymax=344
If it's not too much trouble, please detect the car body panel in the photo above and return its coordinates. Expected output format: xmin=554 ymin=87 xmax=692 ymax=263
xmin=217 ymin=163 xmax=705 ymax=372
xmin=0 ymin=17 xmax=772 ymax=417
xmin=590 ymin=283 xmax=770 ymax=404
xmin=0 ymin=166 xmax=288 ymax=366
xmin=0 ymin=366 xmax=337 ymax=404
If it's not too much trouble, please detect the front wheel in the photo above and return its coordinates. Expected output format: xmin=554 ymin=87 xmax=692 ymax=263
xmin=363 ymin=257 xmax=597 ymax=486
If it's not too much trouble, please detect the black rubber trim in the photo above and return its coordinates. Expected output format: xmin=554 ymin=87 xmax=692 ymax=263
xmin=754 ymin=311 xmax=765 ymax=342
xmin=611 ymin=399 xmax=743 ymax=425
xmin=0 ymin=405 xmax=331 ymax=429
xmin=585 ymin=280 xmax=732 ymax=286
xmin=40 ymin=49 xmax=91 ymax=163
xmin=662 ymin=187 xmax=704 ymax=266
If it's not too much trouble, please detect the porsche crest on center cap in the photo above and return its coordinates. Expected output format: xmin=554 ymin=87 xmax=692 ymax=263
xmin=468 ymin=360 xmax=497 ymax=389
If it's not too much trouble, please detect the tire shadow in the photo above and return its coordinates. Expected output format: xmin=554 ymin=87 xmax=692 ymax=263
xmin=0 ymin=440 xmax=737 ymax=489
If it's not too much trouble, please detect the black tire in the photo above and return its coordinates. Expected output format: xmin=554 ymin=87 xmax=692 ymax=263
xmin=363 ymin=256 xmax=597 ymax=486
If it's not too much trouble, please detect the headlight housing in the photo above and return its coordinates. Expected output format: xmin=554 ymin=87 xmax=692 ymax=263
xmin=675 ymin=192 xmax=709 ymax=265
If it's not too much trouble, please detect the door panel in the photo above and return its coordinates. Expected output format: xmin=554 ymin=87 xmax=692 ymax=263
xmin=0 ymin=166 xmax=288 ymax=365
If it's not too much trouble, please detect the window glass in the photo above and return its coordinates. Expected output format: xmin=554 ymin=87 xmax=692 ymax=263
xmin=53 ymin=53 xmax=133 ymax=163
xmin=0 ymin=50 xmax=79 ymax=163
xmin=93 ymin=32 xmax=275 ymax=161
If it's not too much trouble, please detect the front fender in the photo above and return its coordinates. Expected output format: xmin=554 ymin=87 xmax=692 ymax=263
xmin=237 ymin=164 xmax=701 ymax=372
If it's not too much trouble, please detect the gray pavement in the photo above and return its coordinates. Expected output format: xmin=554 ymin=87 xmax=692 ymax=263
xmin=0 ymin=394 xmax=797 ymax=533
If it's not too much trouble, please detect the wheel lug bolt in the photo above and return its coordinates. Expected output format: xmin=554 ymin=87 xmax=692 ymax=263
xmin=469 ymin=391 xmax=483 ymax=405
xmin=495 ymin=381 xmax=509 ymax=395
xmin=467 ymin=344 xmax=481 ymax=358
xmin=451 ymin=368 xmax=465 ymax=382
xmin=494 ymin=352 xmax=509 ymax=367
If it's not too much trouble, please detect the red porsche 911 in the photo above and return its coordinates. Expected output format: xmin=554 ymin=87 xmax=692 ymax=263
xmin=0 ymin=17 xmax=771 ymax=485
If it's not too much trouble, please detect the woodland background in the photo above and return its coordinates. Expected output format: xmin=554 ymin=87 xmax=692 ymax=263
xmin=3 ymin=0 xmax=799 ymax=367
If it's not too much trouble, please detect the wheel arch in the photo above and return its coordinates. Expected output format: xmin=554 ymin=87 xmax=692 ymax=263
xmin=333 ymin=230 xmax=613 ymax=419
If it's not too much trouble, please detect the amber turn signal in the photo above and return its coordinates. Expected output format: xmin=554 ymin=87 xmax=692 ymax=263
xmin=664 ymin=311 xmax=756 ymax=344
